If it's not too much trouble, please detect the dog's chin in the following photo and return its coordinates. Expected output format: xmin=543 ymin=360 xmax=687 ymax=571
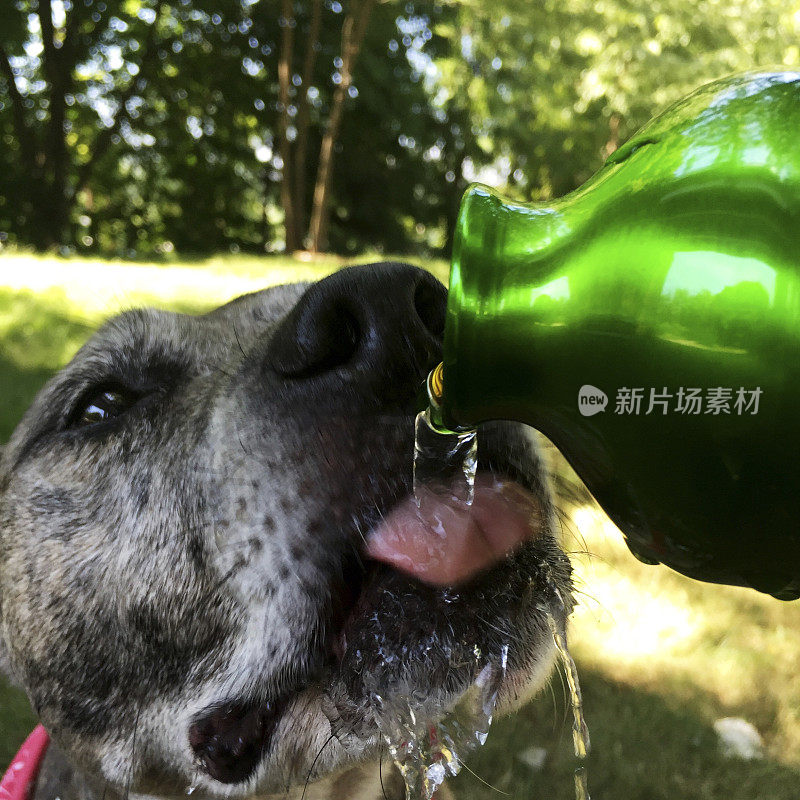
xmin=185 ymin=541 xmax=565 ymax=799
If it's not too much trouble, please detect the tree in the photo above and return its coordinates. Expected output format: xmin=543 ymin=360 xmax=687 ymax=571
xmin=305 ymin=0 xmax=375 ymax=252
xmin=0 ymin=0 xmax=457 ymax=256
xmin=0 ymin=1 xmax=180 ymax=249
xmin=269 ymin=0 xmax=454 ymax=253
xmin=2 ymin=0 xmax=798 ymax=257
xmin=430 ymin=0 xmax=800 ymax=204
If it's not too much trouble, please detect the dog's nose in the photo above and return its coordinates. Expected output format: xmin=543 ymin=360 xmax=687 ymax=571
xmin=268 ymin=263 xmax=446 ymax=386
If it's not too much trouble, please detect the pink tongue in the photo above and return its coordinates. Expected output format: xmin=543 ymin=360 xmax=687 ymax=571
xmin=366 ymin=476 xmax=544 ymax=586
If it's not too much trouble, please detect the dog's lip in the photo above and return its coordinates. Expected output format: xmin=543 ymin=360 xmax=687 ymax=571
xmin=188 ymin=699 xmax=286 ymax=784
xmin=327 ymin=557 xmax=382 ymax=664
xmin=327 ymin=474 xmax=544 ymax=665
xmin=364 ymin=475 xmax=545 ymax=586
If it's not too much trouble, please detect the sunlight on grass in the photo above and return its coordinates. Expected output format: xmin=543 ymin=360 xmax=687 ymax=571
xmin=0 ymin=252 xmax=448 ymax=377
xmin=0 ymin=252 xmax=449 ymax=318
xmin=569 ymin=506 xmax=702 ymax=660
xmin=0 ymin=253 xmax=337 ymax=317
xmin=566 ymin=497 xmax=800 ymax=765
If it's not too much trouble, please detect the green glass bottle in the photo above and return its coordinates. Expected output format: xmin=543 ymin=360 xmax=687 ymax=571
xmin=438 ymin=70 xmax=800 ymax=600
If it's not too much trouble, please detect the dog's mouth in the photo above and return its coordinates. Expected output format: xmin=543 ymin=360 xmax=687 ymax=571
xmin=327 ymin=554 xmax=380 ymax=664
xmin=189 ymin=467 xmax=569 ymax=788
xmin=320 ymin=474 xmax=557 ymax=742
xmin=327 ymin=473 xmax=547 ymax=662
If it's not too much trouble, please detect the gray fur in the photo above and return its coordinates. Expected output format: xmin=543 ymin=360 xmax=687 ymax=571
xmin=0 ymin=265 xmax=572 ymax=800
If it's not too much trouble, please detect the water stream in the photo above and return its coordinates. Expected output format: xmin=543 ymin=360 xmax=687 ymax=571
xmin=549 ymin=603 xmax=591 ymax=800
xmin=365 ymin=408 xmax=500 ymax=799
xmin=412 ymin=407 xmax=477 ymax=507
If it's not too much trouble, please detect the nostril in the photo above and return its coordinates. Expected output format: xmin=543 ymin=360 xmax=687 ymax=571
xmin=270 ymin=296 xmax=361 ymax=378
xmin=310 ymin=300 xmax=361 ymax=375
xmin=268 ymin=264 xmax=446 ymax=381
xmin=413 ymin=277 xmax=446 ymax=340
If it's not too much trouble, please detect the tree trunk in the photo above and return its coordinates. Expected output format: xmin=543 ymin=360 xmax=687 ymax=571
xmin=0 ymin=43 xmax=49 ymax=249
xmin=603 ymin=114 xmax=621 ymax=158
xmin=38 ymin=0 xmax=72 ymax=248
xmin=308 ymin=0 xmax=375 ymax=253
xmin=260 ymin=169 xmax=272 ymax=250
xmin=0 ymin=44 xmax=38 ymax=173
xmin=278 ymin=0 xmax=299 ymax=252
xmin=2 ymin=0 xmax=165 ymax=251
xmin=292 ymin=0 xmax=323 ymax=247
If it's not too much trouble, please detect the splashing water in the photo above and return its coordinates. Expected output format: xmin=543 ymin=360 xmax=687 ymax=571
xmin=371 ymin=646 xmax=508 ymax=800
xmin=548 ymin=603 xmax=591 ymax=800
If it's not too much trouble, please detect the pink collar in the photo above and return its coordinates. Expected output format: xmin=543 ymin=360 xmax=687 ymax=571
xmin=0 ymin=727 xmax=49 ymax=800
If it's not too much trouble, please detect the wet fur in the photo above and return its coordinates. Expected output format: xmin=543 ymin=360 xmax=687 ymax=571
xmin=0 ymin=265 xmax=572 ymax=800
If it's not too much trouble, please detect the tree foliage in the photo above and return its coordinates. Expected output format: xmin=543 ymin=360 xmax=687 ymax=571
xmin=0 ymin=0 xmax=798 ymax=257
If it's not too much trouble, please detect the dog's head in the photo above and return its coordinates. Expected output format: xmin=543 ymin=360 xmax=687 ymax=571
xmin=0 ymin=264 xmax=572 ymax=797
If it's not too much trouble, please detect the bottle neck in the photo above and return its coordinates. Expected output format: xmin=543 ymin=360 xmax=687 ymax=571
xmin=441 ymin=184 xmax=573 ymax=430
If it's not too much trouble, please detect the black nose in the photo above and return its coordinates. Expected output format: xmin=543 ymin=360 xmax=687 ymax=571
xmin=268 ymin=263 xmax=446 ymax=391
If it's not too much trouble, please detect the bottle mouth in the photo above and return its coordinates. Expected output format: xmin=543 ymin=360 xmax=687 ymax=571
xmin=424 ymin=362 xmax=448 ymax=432
xmin=427 ymin=362 xmax=444 ymax=405
xmin=425 ymin=362 xmax=475 ymax=434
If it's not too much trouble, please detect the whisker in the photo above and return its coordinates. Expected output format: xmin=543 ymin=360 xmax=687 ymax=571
xmin=554 ymin=506 xmax=592 ymax=557
xmin=300 ymin=732 xmax=336 ymax=800
xmin=564 ymin=547 xmax=605 ymax=560
xmin=458 ymin=760 xmax=511 ymax=795
xmin=197 ymin=561 xmax=244 ymax=605
xmin=474 ymin=614 xmax=515 ymax=640
xmin=233 ymin=321 xmax=248 ymax=360
xmin=571 ymin=586 xmax=607 ymax=610
xmin=237 ymin=430 xmax=252 ymax=456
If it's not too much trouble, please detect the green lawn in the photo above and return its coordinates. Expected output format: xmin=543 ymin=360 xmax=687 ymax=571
xmin=1 ymin=254 xmax=799 ymax=798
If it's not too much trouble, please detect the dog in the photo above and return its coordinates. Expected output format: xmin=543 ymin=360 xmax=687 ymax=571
xmin=0 ymin=263 xmax=573 ymax=800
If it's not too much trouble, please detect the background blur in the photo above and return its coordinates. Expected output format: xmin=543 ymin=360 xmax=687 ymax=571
xmin=2 ymin=1 xmax=800 ymax=798
xmin=2 ymin=0 xmax=800 ymax=257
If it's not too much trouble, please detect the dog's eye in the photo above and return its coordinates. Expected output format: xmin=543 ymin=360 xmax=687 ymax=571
xmin=70 ymin=387 xmax=139 ymax=428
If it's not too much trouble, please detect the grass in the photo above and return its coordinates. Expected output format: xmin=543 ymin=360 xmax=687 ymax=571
xmin=1 ymin=253 xmax=799 ymax=798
